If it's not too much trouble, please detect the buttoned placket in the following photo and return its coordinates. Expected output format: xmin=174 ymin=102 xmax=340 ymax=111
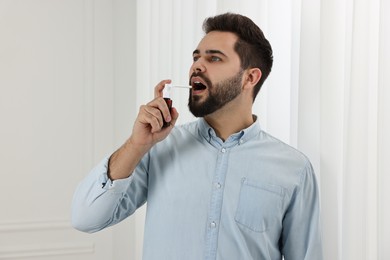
xmin=201 ymin=124 xmax=247 ymax=260
xmin=204 ymin=144 xmax=230 ymax=260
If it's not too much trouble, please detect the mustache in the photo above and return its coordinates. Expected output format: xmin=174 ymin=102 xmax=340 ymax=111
xmin=189 ymin=72 xmax=212 ymax=87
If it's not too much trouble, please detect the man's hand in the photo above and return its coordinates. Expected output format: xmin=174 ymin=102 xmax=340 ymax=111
xmin=108 ymin=80 xmax=179 ymax=180
xmin=129 ymin=79 xmax=179 ymax=152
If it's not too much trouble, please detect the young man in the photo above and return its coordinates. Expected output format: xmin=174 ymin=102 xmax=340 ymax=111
xmin=72 ymin=13 xmax=323 ymax=260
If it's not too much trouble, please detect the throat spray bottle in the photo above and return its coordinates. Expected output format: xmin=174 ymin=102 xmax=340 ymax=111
xmin=162 ymin=84 xmax=192 ymax=128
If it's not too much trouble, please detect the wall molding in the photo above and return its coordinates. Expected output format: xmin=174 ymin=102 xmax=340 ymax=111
xmin=0 ymin=220 xmax=71 ymax=233
xmin=0 ymin=243 xmax=94 ymax=259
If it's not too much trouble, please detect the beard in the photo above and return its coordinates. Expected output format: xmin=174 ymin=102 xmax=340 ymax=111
xmin=188 ymin=70 xmax=244 ymax=117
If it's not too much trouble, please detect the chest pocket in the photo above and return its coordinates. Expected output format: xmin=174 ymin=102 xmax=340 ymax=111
xmin=235 ymin=178 xmax=285 ymax=233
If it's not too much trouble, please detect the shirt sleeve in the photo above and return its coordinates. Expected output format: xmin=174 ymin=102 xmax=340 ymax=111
xmin=281 ymin=161 xmax=323 ymax=260
xmin=71 ymin=155 xmax=148 ymax=233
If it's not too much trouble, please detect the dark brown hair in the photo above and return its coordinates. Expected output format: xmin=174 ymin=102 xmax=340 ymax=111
xmin=203 ymin=13 xmax=273 ymax=101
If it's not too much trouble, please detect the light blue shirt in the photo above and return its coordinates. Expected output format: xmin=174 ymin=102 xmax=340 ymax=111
xmin=72 ymin=118 xmax=323 ymax=260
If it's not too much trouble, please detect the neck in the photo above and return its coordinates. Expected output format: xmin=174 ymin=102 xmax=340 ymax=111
xmin=204 ymin=102 xmax=254 ymax=141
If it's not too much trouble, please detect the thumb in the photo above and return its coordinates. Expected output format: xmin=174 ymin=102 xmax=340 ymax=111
xmin=154 ymin=79 xmax=172 ymax=98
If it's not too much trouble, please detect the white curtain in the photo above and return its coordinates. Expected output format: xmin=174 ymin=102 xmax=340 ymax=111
xmin=311 ymin=0 xmax=390 ymax=259
xmin=134 ymin=0 xmax=390 ymax=259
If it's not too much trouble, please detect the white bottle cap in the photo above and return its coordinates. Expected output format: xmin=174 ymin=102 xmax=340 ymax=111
xmin=163 ymin=84 xmax=172 ymax=98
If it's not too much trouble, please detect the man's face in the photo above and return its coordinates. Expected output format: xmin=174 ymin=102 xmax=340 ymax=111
xmin=188 ymin=31 xmax=243 ymax=117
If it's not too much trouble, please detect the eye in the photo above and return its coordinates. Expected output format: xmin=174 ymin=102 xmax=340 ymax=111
xmin=210 ymin=56 xmax=222 ymax=62
xmin=193 ymin=56 xmax=200 ymax=62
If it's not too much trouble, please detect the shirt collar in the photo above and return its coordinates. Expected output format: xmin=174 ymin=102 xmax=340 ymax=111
xmin=197 ymin=115 xmax=261 ymax=147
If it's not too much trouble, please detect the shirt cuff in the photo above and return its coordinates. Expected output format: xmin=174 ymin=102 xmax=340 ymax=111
xmin=98 ymin=156 xmax=133 ymax=193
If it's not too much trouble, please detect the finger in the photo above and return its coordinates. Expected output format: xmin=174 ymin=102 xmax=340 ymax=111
xmin=137 ymin=104 xmax=163 ymax=130
xmin=154 ymin=79 xmax=172 ymax=98
xmin=147 ymin=97 xmax=171 ymax=124
xmin=159 ymin=107 xmax=179 ymax=133
xmin=142 ymin=105 xmax=164 ymax=130
xmin=168 ymin=107 xmax=179 ymax=126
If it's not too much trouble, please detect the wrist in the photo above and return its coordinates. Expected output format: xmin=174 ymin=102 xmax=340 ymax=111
xmin=126 ymin=136 xmax=152 ymax=157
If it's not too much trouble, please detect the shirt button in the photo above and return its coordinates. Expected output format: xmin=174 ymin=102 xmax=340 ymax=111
xmin=215 ymin=183 xmax=222 ymax=189
xmin=221 ymin=148 xmax=226 ymax=153
xmin=239 ymin=139 xmax=244 ymax=144
xmin=210 ymin=221 xmax=217 ymax=228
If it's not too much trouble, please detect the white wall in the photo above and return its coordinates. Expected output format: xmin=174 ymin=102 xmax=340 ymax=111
xmin=111 ymin=0 xmax=138 ymax=258
xmin=1 ymin=0 xmax=389 ymax=260
xmin=0 ymin=0 xmax=136 ymax=259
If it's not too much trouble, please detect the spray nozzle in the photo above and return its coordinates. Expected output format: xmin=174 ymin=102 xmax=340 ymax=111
xmin=163 ymin=84 xmax=192 ymax=98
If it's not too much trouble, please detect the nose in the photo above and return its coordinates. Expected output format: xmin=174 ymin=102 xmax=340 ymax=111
xmin=191 ymin=59 xmax=206 ymax=73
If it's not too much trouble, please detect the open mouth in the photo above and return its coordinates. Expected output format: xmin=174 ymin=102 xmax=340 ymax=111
xmin=192 ymin=81 xmax=207 ymax=91
xmin=190 ymin=76 xmax=208 ymax=95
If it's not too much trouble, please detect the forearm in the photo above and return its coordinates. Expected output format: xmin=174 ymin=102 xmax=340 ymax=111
xmin=108 ymin=137 xmax=151 ymax=180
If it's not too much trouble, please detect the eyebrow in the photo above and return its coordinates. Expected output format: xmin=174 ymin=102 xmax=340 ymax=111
xmin=192 ymin=49 xmax=227 ymax=57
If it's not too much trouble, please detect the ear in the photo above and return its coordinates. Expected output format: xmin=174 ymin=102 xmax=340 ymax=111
xmin=242 ymin=68 xmax=262 ymax=90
